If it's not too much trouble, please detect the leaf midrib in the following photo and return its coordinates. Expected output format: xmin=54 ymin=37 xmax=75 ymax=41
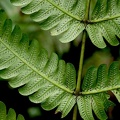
xmin=81 ymin=85 xmax=120 ymax=95
xmin=90 ymin=13 xmax=120 ymax=23
xmin=47 ymin=0 xmax=81 ymax=21
xmin=0 ymin=37 xmax=73 ymax=94
xmin=46 ymin=1 xmax=120 ymax=24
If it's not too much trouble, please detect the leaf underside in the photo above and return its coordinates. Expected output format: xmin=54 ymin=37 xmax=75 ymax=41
xmin=78 ymin=62 xmax=120 ymax=120
xmin=0 ymin=10 xmax=76 ymax=118
xmin=86 ymin=0 xmax=120 ymax=48
xmin=0 ymin=101 xmax=25 ymax=120
xmin=10 ymin=0 xmax=120 ymax=48
xmin=1 ymin=1 xmax=120 ymax=119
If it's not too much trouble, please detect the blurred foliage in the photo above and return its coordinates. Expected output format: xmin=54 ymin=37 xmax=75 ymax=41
xmin=0 ymin=0 xmax=70 ymax=57
xmin=27 ymin=107 xmax=41 ymax=118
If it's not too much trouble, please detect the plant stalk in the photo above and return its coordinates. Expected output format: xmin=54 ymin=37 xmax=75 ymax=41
xmin=75 ymin=0 xmax=91 ymax=95
xmin=72 ymin=0 xmax=91 ymax=120
xmin=75 ymin=31 xmax=87 ymax=94
xmin=72 ymin=105 xmax=78 ymax=120
xmin=85 ymin=0 xmax=91 ymax=20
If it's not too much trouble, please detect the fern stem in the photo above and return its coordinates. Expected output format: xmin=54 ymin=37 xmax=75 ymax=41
xmin=75 ymin=0 xmax=91 ymax=95
xmin=72 ymin=105 xmax=77 ymax=120
xmin=73 ymin=1 xmax=91 ymax=120
xmin=72 ymin=31 xmax=86 ymax=120
xmin=75 ymin=31 xmax=86 ymax=94
xmin=84 ymin=0 xmax=91 ymax=20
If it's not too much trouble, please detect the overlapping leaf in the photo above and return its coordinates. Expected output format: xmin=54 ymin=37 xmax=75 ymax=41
xmin=0 ymin=101 xmax=25 ymax=120
xmin=77 ymin=62 xmax=120 ymax=120
xmin=1 ymin=0 xmax=120 ymax=119
xmin=10 ymin=0 xmax=86 ymax=43
xmin=11 ymin=0 xmax=120 ymax=48
xmin=87 ymin=0 xmax=120 ymax=48
xmin=0 ymin=10 xmax=76 ymax=118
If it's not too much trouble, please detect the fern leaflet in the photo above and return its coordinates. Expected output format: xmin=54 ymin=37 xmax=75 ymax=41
xmin=10 ymin=0 xmax=86 ymax=43
xmin=86 ymin=0 xmax=120 ymax=48
xmin=0 ymin=10 xmax=76 ymax=118
xmin=0 ymin=101 xmax=25 ymax=120
xmin=77 ymin=62 xmax=120 ymax=120
xmin=11 ymin=0 xmax=120 ymax=48
xmin=1 ymin=4 xmax=120 ymax=119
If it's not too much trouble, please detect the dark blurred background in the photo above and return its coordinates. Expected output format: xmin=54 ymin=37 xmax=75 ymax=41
xmin=0 ymin=0 xmax=120 ymax=120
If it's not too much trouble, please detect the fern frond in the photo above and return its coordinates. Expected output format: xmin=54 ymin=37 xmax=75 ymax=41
xmin=10 ymin=0 xmax=86 ymax=43
xmin=11 ymin=0 xmax=120 ymax=48
xmin=0 ymin=9 xmax=76 ymax=118
xmin=0 ymin=101 xmax=25 ymax=120
xmin=77 ymin=62 xmax=120 ymax=120
xmin=87 ymin=0 xmax=120 ymax=48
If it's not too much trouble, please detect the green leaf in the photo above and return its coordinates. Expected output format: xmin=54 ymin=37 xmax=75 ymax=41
xmin=0 ymin=101 xmax=6 ymax=120
xmin=79 ymin=62 xmax=120 ymax=120
xmin=55 ymin=94 xmax=76 ymax=118
xmin=6 ymin=108 xmax=16 ymax=120
xmin=77 ymin=95 xmax=94 ymax=120
xmin=0 ymin=9 xmax=76 ymax=118
xmin=1 ymin=1 xmax=120 ymax=119
xmin=82 ymin=62 xmax=120 ymax=94
xmin=10 ymin=0 xmax=86 ymax=43
xmin=92 ymin=95 xmax=107 ymax=120
xmin=0 ymin=101 xmax=25 ymax=120
xmin=10 ymin=0 xmax=120 ymax=48
xmin=87 ymin=0 xmax=120 ymax=48
xmin=17 ymin=115 xmax=25 ymax=120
